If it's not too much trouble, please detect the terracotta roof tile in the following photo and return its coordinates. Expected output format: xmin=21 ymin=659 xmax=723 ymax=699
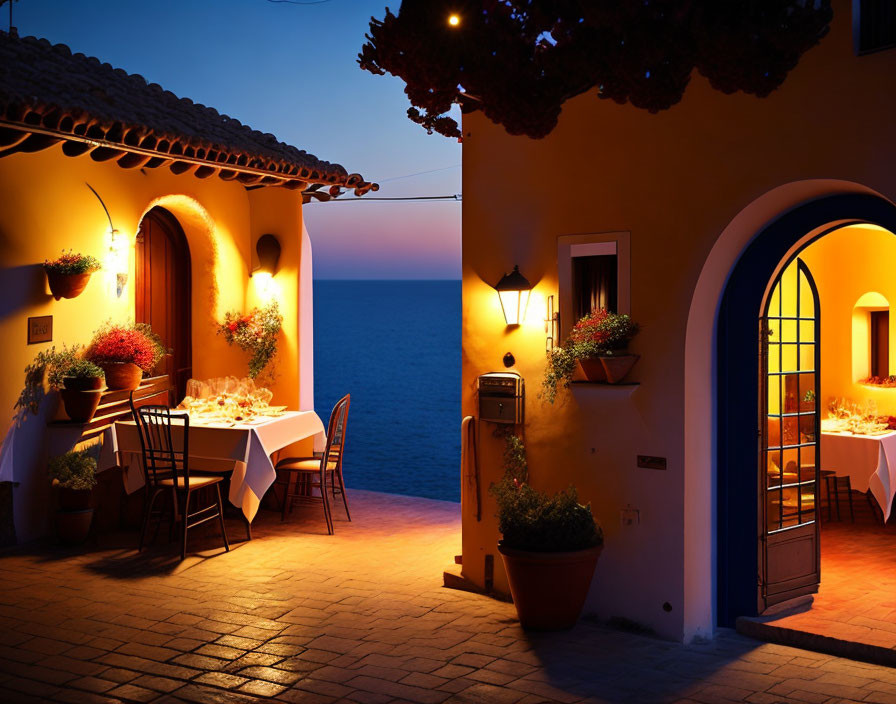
xmin=0 ymin=30 xmax=376 ymax=195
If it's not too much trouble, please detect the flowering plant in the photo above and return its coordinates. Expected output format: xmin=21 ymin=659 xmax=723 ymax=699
xmin=48 ymin=448 xmax=98 ymax=491
xmin=85 ymin=322 xmax=165 ymax=374
xmin=44 ymin=250 xmax=101 ymax=275
xmin=217 ymin=302 xmax=283 ymax=378
xmin=542 ymin=309 xmax=639 ymax=402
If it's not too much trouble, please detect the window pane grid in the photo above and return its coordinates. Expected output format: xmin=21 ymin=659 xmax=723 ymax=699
xmin=765 ymin=261 xmax=818 ymax=534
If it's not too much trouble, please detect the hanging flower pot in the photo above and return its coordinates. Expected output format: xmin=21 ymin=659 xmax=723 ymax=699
xmin=44 ymin=251 xmax=101 ymax=301
xmin=100 ymin=362 xmax=142 ymax=391
xmin=46 ymin=271 xmax=93 ymax=300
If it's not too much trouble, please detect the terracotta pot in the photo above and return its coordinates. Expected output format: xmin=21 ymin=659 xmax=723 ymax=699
xmin=62 ymin=375 xmax=104 ymax=392
xmin=60 ymin=388 xmax=103 ymax=423
xmin=46 ymin=270 xmax=92 ymax=300
xmin=599 ymin=354 xmax=640 ymax=384
xmin=101 ymin=362 xmax=142 ymax=390
xmin=498 ymin=543 xmax=603 ymax=630
xmin=58 ymin=487 xmax=92 ymax=512
xmin=56 ymin=509 xmax=93 ymax=544
xmin=577 ymin=358 xmax=607 ymax=382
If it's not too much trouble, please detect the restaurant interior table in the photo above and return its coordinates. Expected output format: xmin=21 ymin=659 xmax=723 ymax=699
xmin=105 ymin=410 xmax=325 ymax=529
xmin=821 ymin=421 xmax=896 ymax=522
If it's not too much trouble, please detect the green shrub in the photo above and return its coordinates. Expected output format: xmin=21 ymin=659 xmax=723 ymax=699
xmin=44 ymin=251 xmax=101 ymax=275
xmin=490 ymin=435 xmax=602 ymax=553
xmin=48 ymin=449 xmax=97 ymax=491
xmin=65 ymin=359 xmax=104 ymax=379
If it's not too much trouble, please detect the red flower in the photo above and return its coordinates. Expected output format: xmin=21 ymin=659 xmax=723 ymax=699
xmin=228 ymin=322 xmax=239 ymax=333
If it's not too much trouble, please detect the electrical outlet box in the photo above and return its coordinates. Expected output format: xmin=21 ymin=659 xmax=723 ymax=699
xmin=621 ymin=505 xmax=640 ymax=527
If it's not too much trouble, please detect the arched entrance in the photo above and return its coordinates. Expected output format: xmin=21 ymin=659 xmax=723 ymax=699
xmin=717 ymin=193 xmax=896 ymax=627
xmin=135 ymin=206 xmax=192 ymax=405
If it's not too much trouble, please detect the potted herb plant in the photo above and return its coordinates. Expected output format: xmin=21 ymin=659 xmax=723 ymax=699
xmin=17 ymin=345 xmax=106 ymax=422
xmin=491 ymin=435 xmax=603 ymax=630
xmin=48 ymin=448 xmax=98 ymax=544
xmin=44 ymin=250 xmax=101 ymax=300
xmin=543 ymin=309 xmax=640 ymax=401
xmin=59 ymin=359 xmax=105 ymax=423
xmin=85 ymin=322 xmax=165 ymax=390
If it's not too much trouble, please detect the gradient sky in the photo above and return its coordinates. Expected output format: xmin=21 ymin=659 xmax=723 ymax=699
xmin=7 ymin=0 xmax=461 ymax=279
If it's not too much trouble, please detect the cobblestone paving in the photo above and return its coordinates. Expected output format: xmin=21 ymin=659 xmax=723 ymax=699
xmin=1 ymin=490 xmax=896 ymax=704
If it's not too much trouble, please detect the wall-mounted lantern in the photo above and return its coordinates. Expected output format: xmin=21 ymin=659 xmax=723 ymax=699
xmin=495 ymin=265 xmax=531 ymax=326
xmin=86 ymin=182 xmax=128 ymax=297
xmin=252 ymin=234 xmax=281 ymax=277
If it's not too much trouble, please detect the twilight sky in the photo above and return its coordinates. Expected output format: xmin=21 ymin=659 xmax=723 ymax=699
xmin=8 ymin=0 xmax=462 ymax=279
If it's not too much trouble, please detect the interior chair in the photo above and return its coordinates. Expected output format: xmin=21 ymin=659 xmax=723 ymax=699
xmin=130 ymin=400 xmax=230 ymax=560
xmin=274 ymin=394 xmax=350 ymax=534
xmin=821 ymin=470 xmax=855 ymax=522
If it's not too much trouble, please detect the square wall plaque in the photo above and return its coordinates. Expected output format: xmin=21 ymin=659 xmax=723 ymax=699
xmin=27 ymin=315 xmax=52 ymax=344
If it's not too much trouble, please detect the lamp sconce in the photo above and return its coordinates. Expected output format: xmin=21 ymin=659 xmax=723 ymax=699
xmin=251 ymin=234 xmax=281 ymax=277
xmin=494 ymin=265 xmax=532 ymax=326
xmin=86 ymin=182 xmax=128 ymax=298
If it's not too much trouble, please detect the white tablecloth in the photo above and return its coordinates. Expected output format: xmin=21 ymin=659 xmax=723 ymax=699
xmin=107 ymin=411 xmax=325 ymax=521
xmin=821 ymin=428 xmax=896 ymax=521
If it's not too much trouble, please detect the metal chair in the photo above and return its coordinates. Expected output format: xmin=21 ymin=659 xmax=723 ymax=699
xmin=131 ymin=400 xmax=229 ymax=560
xmin=275 ymin=395 xmax=350 ymax=534
xmin=821 ymin=469 xmax=855 ymax=522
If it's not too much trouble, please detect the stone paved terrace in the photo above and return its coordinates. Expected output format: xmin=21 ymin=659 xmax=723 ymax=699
xmin=2 ymin=490 xmax=896 ymax=704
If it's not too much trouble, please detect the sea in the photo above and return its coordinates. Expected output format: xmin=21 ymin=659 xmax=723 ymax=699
xmin=313 ymin=280 xmax=461 ymax=503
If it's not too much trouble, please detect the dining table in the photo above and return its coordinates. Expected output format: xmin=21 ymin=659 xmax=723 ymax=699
xmin=820 ymin=420 xmax=896 ymax=522
xmin=103 ymin=410 xmax=326 ymax=525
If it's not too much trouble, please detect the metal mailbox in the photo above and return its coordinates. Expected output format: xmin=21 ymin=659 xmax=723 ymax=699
xmin=478 ymin=371 xmax=524 ymax=425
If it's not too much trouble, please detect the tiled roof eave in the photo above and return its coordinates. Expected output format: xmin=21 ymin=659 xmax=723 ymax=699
xmin=0 ymin=116 xmax=378 ymax=196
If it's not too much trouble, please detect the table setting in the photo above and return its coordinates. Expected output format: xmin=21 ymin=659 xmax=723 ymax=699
xmin=103 ymin=376 xmax=325 ymax=524
xmin=821 ymin=398 xmax=896 ymax=522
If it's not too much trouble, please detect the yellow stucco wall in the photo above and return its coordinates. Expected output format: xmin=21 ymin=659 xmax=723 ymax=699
xmin=461 ymin=1 xmax=896 ymax=640
xmin=0 ymin=145 xmax=308 ymax=541
xmin=800 ymin=224 xmax=896 ymax=414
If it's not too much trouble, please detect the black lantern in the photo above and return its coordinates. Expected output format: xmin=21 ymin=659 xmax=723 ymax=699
xmin=495 ymin=265 xmax=531 ymax=326
xmin=253 ymin=234 xmax=281 ymax=277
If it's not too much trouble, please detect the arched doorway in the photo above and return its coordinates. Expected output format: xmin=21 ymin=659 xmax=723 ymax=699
xmin=717 ymin=193 xmax=896 ymax=627
xmin=135 ymin=206 xmax=192 ymax=405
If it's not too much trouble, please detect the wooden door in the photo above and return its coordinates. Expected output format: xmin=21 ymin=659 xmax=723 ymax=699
xmin=135 ymin=207 xmax=192 ymax=406
xmin=759 ymin=258 xmax=820 ymax=611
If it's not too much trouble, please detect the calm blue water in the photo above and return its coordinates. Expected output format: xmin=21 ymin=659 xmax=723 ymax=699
xmin=313 ymin=280 xmax=461 ymax=502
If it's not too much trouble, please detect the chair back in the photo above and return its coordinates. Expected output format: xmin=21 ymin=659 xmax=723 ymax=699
xmin=129 ymin=395 xmax=190 ymax=489
xmin=321 ymin=394 xmax=350 ymax=472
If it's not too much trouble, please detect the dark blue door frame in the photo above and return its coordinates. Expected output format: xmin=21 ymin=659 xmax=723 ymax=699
xmin=716 ymin=192 xmax=896 ymax=628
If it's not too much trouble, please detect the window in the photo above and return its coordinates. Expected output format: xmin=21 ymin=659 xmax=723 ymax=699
xmin=557 ymin=232 xmax=630 ymax=340
xmin=852 ymin=292 xmax=890 ymax=381
xmin=854 ymin=0 xmax=896 ymax=55
xmin=570 ymin=242 xmax=618 ymax=322
xmin=871 ymin=310 xmax=889 ymax=377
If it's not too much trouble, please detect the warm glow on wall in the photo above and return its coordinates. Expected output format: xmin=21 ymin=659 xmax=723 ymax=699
xmin=106 ymin=228 xmax=129 ymax=297
xmin=495 ymin=265 xmax=532 ymax=326
xmin=252 ymin=271 xmax=281 ymax=304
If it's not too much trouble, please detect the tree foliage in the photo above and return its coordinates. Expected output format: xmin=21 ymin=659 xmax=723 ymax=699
xmin=359 ymin=0 xmax=833 ymax=139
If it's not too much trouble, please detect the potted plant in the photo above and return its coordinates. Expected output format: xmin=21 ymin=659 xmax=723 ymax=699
xmin=491 ymin=435 xmax=603 ymax=630
xmin=44 ymin=250 xmax=101 ymax=300
xmin=17 ymin=344 xmax=78 ymax=413
xmin=543 ymin=309 xmax=640 ymax=401
xmin=48 ymin=448 xmax=98 ymax=544
xmin=59 ymin=359 xmax=105 ymax=422
xmin=85 ymin=322 xmax=165 ymax=390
